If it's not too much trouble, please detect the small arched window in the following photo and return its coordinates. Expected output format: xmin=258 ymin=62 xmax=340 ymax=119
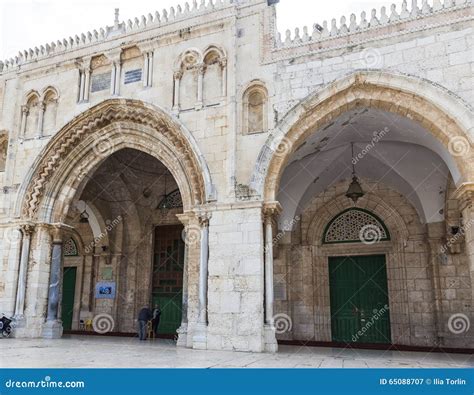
xmin=42 ymin=88 xmax=59 ymax=135
xmin=24 ymin=93 xmax=40 ymax=139
xmin=243 ymin=83 xmax=268 ymax=134
xmin=203 ymin=47 xmax=226 ymax=105
xmin=175 ymin=49 xmax=202 ymax=110
xmin=323 ymin=208 xmax=390 ymax=244
xmin=64 ymin=237 xmax=79 ymax=256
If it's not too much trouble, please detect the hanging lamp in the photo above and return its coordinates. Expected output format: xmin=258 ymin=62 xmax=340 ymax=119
xmin=345 ymin=142 xmax=365 ymax=204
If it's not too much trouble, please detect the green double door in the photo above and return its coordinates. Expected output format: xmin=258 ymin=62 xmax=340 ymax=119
xmin=329 ymin=255 xmax=391 ymax=344
xmin=61 ymin=267 xmax=77 ymax=331
xmin=152 ymin=225 xmax=184 ymax=335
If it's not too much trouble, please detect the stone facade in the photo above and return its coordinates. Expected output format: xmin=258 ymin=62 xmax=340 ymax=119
xmin=0 ymin=0 xmax=473 ymax=352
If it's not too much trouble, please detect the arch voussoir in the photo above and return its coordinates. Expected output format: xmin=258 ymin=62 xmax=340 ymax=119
xmin=252 ymin=71 xmax=474 ymax=202
xmin=19 ymin=99 xmax=212 ymax=222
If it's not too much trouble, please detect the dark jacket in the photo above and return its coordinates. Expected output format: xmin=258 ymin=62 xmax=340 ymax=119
xmin=138 ymin=307 xmax=152 ymax=321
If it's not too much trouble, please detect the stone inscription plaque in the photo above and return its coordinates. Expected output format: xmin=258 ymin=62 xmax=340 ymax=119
xmin=124 ymin=69 xmax=142 ymax=84
xmin=91 ymin=72 xmax=111 ymax=92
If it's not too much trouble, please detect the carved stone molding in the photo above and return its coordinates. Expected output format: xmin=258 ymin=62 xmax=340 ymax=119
xmin=454 ymin=182 xmax=474 ymax=212
xmin=21 ymin=99 xmax=207 ymax=219
xmin=263 ymin=201 xmax=282 ymax=224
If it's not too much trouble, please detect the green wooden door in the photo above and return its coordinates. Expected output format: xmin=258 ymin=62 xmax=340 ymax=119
xmin=152 ymin=225 xmax=184 ymax=335
xmin=329 ymin=255 xmax=391 ymax=344
xmin=61 ymin=266 xmax=77 ymax=331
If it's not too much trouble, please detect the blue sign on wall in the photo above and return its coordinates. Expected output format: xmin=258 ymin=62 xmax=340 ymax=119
xmin=124 ymin=69 xmax=142 ymax=84
xmin=95 ymin=281 xmax=116 ymax=299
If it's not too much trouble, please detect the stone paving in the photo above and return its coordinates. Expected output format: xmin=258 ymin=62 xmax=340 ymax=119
xmin=1 ymin=335 xmax=472 ymax=368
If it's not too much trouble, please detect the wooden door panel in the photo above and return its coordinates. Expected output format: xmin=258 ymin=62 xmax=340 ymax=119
xmin=329 ymin=255 xmax=391 ymax=344
xmin=152 ymin=225 xmax=184 ymax=335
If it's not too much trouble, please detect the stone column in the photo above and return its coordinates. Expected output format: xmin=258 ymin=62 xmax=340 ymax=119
xmin=173 ymin=71 xmax=182 ymax=113
xmin=35 ymin=102 xmax=45 ymax=139
xmin=193 ymin=212 xmax=210 ymax=349
xmin=147 ymin=51 xmax=153 ymax=87
xmin=426 ymin=222 xmax=444 ymax=345
xmin=195 ymin=63 xmax=205 ymax=110
xmin=220 ymin=57 xmax=227 ymax=97
xmin=142 ymin=52 xmax=149 ymax=88
xmin=5 ymin=227 xmax=23 ymax=317
xmin=78 ymin=69 xmax=85 ymax=101
xmin=43 ymin=226 xmax=64 ymax=339
xmin=263 ymin=202 xmax=281 ymax=352
xmin=176 ymin=213 xmax=192 ymax=347
xmin=20 ymin=106 xmax=28 ymax=138
xmin=110 ymin=66 xmax=116 ymax=96
xmin=83 ymin=66 xmax=91 ymax=102
xmin=114 ymin=60 xmax=122 ymax=96
xmin=455 ymin=183 xmax=474 ymax=303
xmin=13 ymin=224 xmax=34 ymax=326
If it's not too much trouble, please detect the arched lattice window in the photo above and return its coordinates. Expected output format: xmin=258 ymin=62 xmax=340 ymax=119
xmin=323 ymin=208 xmax=390 ymax=244
xmin=157 ymin=189 xmax=183 ymax=210
xmin=64 ymin=237 xmax=79 ymax=256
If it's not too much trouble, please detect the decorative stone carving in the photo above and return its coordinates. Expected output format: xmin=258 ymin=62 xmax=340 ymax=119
xmin=21 ymin=99 xmax=207 ymax=219
xmin=64 ymin=237 xmax=79 ymax=256
xmin=323 ymin=208 xmax=390 ymax=244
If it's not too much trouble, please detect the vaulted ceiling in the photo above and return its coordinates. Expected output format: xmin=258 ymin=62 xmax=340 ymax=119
xmin=277 ymin=108 xmax=458 ymax=228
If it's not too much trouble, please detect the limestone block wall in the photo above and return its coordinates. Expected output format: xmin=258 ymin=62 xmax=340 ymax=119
xmin=0 ymin=1 xmax=470 ymax=209
xmin=236 ymin=1 xmax=473 ymax=185
xmin=273 ymin=179 xmax=472 ymax=348
xmin=207 ymin=204 xmax=265 ymax=351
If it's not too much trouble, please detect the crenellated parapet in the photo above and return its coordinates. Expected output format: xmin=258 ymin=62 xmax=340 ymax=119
xmin=273 ymin=0 xmax=472 ymax=49
xmin=0 ymin=0 xmax=234 ymax=74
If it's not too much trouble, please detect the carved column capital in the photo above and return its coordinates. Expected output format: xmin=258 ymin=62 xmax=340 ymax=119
xmin=49 ymin=223 xmax=73 ymax=244
xmin=176 ymin=212 xmax=196 ymax=227
xmin=197 ymin=211 xmax=211 ymax=227
xmin=263 ymin=201 xmax=282 ymax=223
xmin=20 ymin=224 xmax=35 ymax=237
xmin=197 ymin=63 xmax=206 ymax=75
xmin=106 ymin=48 xmax=122 ymax=64
xmin=174 ymin=70 xmax=183 ymax=80
xmin=219 ymin=57 xmax=228 ymax=68
xmin=21 ymin=105 xmax=29 ymax=115
xmin=454 ymin=182 xmax=474 ymax=212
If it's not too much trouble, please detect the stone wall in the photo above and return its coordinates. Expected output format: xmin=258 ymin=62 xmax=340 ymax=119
xmin=0 ymin=0 xmax=472 ymax=352
xmin=274 ymin=179 xmax=473 ymax=348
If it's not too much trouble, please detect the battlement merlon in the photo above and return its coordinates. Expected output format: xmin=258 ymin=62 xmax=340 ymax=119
xmin=0 ymin=0 xmax=268 ymax=75
xmin=0 ymin=0 xmax=472 ymax=75
xmin=261 ymin=0 xmax=473 ymax=64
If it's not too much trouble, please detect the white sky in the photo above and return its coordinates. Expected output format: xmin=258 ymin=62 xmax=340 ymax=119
xmin=0 ymin=0 xmax=394 ymax=60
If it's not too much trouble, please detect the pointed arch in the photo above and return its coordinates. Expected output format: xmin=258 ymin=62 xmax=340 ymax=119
xmin=16 ymin=98 xmax=215 ymax=222
xmin=250 ymin=70 xmax=474 ymax=202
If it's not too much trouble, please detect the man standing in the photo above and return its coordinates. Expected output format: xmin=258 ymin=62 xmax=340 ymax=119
xmin=152 ymin=305 xmax=161 ymax=337
xmin=137 ymin=305 xmax=152 ymax=341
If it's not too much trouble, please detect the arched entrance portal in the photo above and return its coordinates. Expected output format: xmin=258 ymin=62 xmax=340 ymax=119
xmin=255 ymin=71 xmax=473 ymax=349
xmin=13 ymin=99 xmax=213 ymax=344
xmin=58 ymin=148 xmax=187 ymax=336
